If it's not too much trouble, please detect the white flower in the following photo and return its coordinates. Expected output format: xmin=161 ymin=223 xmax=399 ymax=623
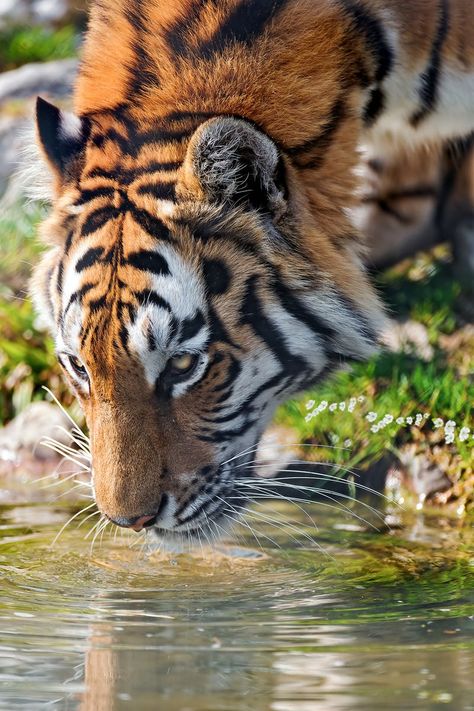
xmin=415 ymin=414 xmax=423 ymax=426
xmin=329 ymin=403 xmax=338 ymax=412
xmin=330 ymin=433 xmax=340 ymax=443
xmin=384 ymin=414 xmax=394 ymax=424
xmin=433 ymin=418 xmax=444 ymax=429
xmin=339 ymin=402 xmax=346 ymax=411
xmin=370 ymin=424 xmax=379 ymax=433
xmin=348 ymin=398 xmax=357 ymax=412
xmin=459 ymin=427 xmax=470 ymax=442
xmin=396 ymin=417 xmax=405 ymax=425
xmin=319 ymin=400 xmax=328 ymax=411
xmin=366 ymin=412 xmax=378 ymax=422
xmin=343 ymin=439 xmax=352 ymax=447
xmin=357 ymin=396 xmax=365 ymax=403
xmin=445 ymin=420 xmax=456 ymax=429
xmin=424 ymin=413 xmax=430 ymax=419
xmin=305 ymin=413 xmax=314 ymax=423
xmin=445 ymin=432 xmax=455 ymax=444
xmin=406 ymin=417 xmax=413 ymax=425
xmin=306 ymin=400 xmax=315 ymax=410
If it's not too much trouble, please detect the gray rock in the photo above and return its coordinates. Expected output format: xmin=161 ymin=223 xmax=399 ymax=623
xmin=0 ymin=401 xmax=73 ymax=461
xmin=0 ymin=58 xmax=77 ymax=104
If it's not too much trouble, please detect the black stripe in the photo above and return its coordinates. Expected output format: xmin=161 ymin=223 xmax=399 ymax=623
xmin=341 ymin=0 xmax=393 ymax=125
xmin=125 ymin=250 xmax=170 ymax=275
xmin=369 ymin=199 xmax=413 ymax=225
xmin=64 ymin=282 xmax=96 ymax=315
xmin=124 ymin=1 xmax=160 ymax=98
xmin=76 ymin=247 xmax=105 ymax=272
xmin=81 ymin=207 xmax=119 ymax=237
xmin=88 ymin=294 xmax=108 ymax=312
xmin=180 ymin=310 xmax=206 ymax=343
xmin=211 ymin=355 xmax=242 ymax=393
xmin=286 ymin=97 xmax=346 ymax=169
xmin=410 ymin=0 xmax=449 ymax=126
xmin=76 ymin=187 xmax=116 ymax=204
xmin=133 ymin=290 xmax=172 ymax=312
xmin=128 ymin=207 xmax=174 ymax=241
xmin=136 ymin=182 xmax=176 ymax=201
xmin=202 ymin=258 xmax=231 ymax=295
xmin=85 ymin=161 xmax=181 ymax=184
xmin=270 ymin=276 xmax=336 ymax=342
xmin=199 ymin=0 xmax=289 ymax=59
xmin=341 ymin=1 xmax=393 ymax=83
xmin=240 ymin=275 xmax=306 ymax=372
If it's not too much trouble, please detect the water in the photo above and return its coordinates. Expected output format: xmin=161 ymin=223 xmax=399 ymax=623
xmin=0 ymin=496 xmax=473 ymax=710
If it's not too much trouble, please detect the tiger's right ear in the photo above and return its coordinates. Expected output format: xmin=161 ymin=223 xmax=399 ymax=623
xmin=36 ymin=97 xmax=90 ymax=182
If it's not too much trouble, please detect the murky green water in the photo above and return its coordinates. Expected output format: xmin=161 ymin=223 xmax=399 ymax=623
xmin=0 ymin=497 xmax=473 ymax=710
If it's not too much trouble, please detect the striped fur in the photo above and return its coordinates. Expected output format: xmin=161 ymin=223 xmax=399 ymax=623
xmin=31 ymin=0 xmax=474 ymax=542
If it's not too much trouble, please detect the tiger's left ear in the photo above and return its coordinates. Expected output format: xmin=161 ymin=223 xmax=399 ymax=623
xmin=183 ymin=117 xmax=288 ymax=219
xmin=35 ymin=97 xmax=90 ymax=182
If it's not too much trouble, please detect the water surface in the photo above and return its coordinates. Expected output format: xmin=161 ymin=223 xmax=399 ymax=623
xmin=0 ymin=497 xmax=473 ymax=710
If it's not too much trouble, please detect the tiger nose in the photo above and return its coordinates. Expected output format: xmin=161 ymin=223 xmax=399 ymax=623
xmin=111 ymin=514 xmax=157 ymax=531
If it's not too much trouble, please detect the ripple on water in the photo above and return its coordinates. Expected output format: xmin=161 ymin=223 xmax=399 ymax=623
xmin=0 ymin=499 xmax=473 ymax=711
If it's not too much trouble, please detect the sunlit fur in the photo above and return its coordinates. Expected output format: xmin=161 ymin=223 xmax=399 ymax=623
xmin=31 ymin=0 xmax=474 ymax=543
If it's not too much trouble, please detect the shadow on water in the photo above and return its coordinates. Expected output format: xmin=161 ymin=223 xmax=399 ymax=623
xmin=0 ymin=492 xmax=473 ymax=711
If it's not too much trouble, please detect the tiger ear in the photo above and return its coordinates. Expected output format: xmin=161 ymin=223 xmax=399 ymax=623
xmin=35 ymin=97 xmax=90 ymax=182
xmin=183 ymin=117 xmax=287 ymax=219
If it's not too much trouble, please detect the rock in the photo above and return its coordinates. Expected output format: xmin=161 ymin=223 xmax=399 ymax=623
xmin=381 ymin=319 xmax=434 ymax=361
xmin=0 ymin=58 xmax=77 ymax=103
xmin=0 ymin=401 xmax=73 ymax=461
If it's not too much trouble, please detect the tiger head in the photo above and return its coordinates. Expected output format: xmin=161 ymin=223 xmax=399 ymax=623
xmin=32 ymin=98 xmax=385 ymax=544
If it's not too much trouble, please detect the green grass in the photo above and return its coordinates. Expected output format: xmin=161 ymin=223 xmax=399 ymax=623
xmin=0 ymin=25 xmax=78 ymax=71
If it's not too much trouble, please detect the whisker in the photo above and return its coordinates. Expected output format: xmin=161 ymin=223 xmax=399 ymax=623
xmin=50 ymin=502 xmax=96 ymax=547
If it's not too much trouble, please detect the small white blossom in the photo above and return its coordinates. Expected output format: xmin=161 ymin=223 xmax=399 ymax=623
xmin=424 ymin=413 xmax=430 ymax=419
xmin=306 ymin=400 xmax=315 ymax=410
xmin=406 ymin=417 xmax=413 ymax=425
xmin=459 ymin=427 xmax=470 ymax=442
xmin=339 ymin=402 xmax=346 ymax=411
xmin=319 ymin=401 xmax=328 ymax=411
xmin=343 ymin=439 xmax=352 ymax=447
xmin=415 ymin=414 xmax=423 ymax=426
xmin=357 ymin=396 xmax=365 ymax=403
xmin=445 ymin=432 xmax=455 ymax=444
xmin=305 ymin=413 xmax=313 ymax=423
xmin=396 ymin=417 xmax=405 ymax=425
xmin=330 ymin=433 xmax=340 ymax=444
xmin=433 ymin=418 xmax=444 ymax=429
xmin=329 ymin=403 xmax=338 ymax=412
xmin=445 ymin=420 xmax=456 ymax=429
xmin=366 ymin=412 xmax=378 ymax=422
xmin=348 ymin=398 xmax=357 ymax=412
xmin=385 ymin=414 xmax=394 ymax=424
xmin=370 ymin=424 xmax=379 ymax=433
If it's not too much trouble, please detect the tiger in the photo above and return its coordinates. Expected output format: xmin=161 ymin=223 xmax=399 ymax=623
xmin=30 ymin=0 xmax=474 ymax=545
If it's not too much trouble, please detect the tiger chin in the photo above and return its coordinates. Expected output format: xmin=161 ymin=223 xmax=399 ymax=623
xmin=29 ymin=0 xmax=473 ymax=546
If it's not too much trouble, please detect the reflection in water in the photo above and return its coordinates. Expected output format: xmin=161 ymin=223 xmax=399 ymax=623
xmin=0 ymin=501 xmax=473 ymax=710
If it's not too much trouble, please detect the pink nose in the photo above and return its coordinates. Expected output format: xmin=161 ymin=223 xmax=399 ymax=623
xmin=110 ymin=514 xmax=157 ymax=531
xmin=129 ymin=515 xmax=156 ymax=532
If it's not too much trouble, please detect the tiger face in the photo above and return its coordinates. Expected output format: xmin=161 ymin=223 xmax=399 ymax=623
xmin=32 ymin=98 xmax=385 ymax=544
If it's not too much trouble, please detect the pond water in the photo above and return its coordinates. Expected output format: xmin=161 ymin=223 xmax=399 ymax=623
xmin=0 ymin=495 xmax=473 ymax=710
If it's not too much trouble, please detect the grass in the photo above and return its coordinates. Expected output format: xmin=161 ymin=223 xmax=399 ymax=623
xmin=0 ymin=25 xmax=78 ymax=72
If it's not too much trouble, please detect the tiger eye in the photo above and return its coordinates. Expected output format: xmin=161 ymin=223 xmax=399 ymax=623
xmin=170 ymin=353 xmax=195 ymax=373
